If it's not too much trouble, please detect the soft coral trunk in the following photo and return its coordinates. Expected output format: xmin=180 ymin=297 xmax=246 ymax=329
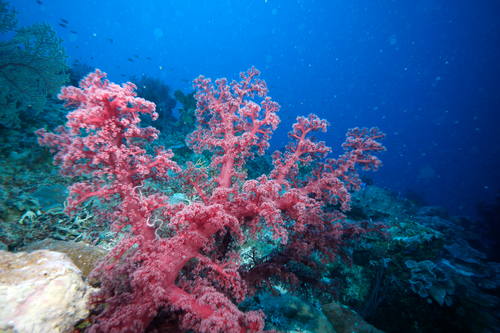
xmin=89 ymin=233 xmax=262 ymax=333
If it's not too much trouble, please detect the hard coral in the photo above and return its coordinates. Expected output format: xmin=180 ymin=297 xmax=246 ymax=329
xmin=38 ymin=67 xmax=385 ymax=332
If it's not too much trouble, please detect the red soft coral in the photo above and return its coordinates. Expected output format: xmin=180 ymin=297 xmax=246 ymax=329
xmin=189 ymin=67 xmax=280 ymax=188
xmin=38 ymin=68 xmax=385 ymax=333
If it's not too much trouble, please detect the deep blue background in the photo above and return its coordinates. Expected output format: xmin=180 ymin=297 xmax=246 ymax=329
xmin=12 ymin=0 xmax=500 ymax=216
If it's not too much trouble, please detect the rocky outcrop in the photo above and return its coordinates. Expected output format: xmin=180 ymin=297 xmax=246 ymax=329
xmin=323 ymin=301 xmax=384 ymax=333
xmin=0 ymin=250 xmax=91 ymax=333
xmin=22 ymin=239 xmax=107 ymax=278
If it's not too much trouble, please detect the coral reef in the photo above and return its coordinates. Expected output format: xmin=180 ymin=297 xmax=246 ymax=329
xmin=0 ymin=14 xmax=68 ymax=128
xmin=37 ymin=68 xmax=385 ymax=332
xmin=332 ymin=186 xmax=500 ymax=333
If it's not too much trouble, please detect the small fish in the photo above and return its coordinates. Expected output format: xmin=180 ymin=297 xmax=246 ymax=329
xmin=127 ymin=58 xmax=134 ymax=62
xmin=106 ymin=38 xmax=113 ymax=43
xmin=36 ymin=0 xmax=43 ymax=4
xmin=133 ymin=54 xmax=139 ymax=58
xmin=146 ymin=57 xmax=152 ymax=60
xmin=60 ymin=18 xmax=69 ymax=24
xmin=58 ymin=23 xmax=67 ymax=28
xmin=70 ymin=30 xmax=77 ymax=34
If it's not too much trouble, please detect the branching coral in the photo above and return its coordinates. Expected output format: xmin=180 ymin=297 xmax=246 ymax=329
xmin=38 ymin=68 xmax=384 ymax=332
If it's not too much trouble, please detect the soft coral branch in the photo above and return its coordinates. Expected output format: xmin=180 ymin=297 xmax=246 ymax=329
xmin=37 ymin=69 xmax=179 ymax=240
xmin=271 ymin=114 xmax=330 ymax=183
xmin=189 ymin=66 xmax=280 ymax=188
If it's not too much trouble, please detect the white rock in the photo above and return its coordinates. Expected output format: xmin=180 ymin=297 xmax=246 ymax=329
xmin=0 ymin=250 xmax=90 ymax=333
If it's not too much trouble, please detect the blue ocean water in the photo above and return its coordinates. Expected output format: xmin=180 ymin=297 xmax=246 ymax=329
xmin=11 ymin=0 xmax=500 ymax=217
xmin=1 ymin=1 xmax=500 ymax=332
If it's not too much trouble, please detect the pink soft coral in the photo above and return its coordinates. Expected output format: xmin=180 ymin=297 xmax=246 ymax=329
xmin=38 ymin=67 xmax=384 ymax=333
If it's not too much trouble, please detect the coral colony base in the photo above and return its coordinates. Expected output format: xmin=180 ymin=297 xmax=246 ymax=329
xmin=37 ymin=68 xmax=385 ymax=332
